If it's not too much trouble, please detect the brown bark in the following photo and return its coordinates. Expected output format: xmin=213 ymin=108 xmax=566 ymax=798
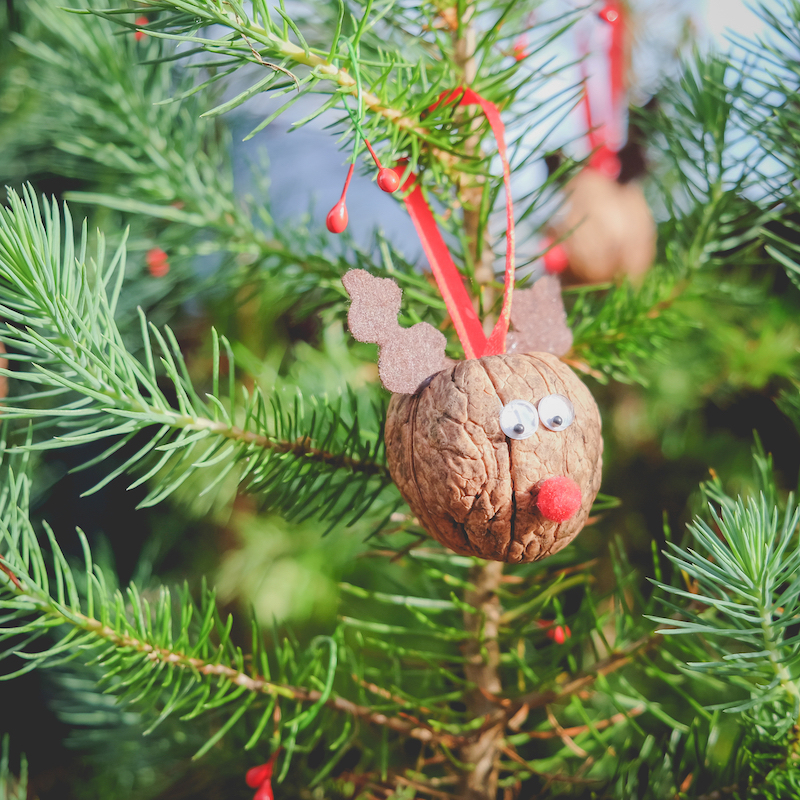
xmin=460 ymin=560 xmax=504 ymax=799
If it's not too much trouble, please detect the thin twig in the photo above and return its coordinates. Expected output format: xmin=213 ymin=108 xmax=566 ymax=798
xmin=546 ymin=705 xmax=588 ymax=757
xmin=523 ymin=706 xmax=644 ymax=740
xmin=239 ymin=29 xmax=300 ymax=89
xmin=499 ymin=746 xmax=601 ymax=786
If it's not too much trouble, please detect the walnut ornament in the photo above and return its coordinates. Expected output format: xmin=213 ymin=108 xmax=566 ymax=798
xmin=343 ymin=270 xmax=603 ymax=563
xmin=549 ymin=167 xmax=656 ymax=285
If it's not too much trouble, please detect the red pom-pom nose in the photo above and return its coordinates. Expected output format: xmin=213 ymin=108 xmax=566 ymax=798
xmin=535 ymin=476 xmax=582 ymax=523
xmin=598 ymin=5 xmax=620 ymax=23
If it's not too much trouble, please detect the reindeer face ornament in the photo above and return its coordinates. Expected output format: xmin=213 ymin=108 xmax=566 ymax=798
xmin=343 ymin=270 xmax=603 ymax=563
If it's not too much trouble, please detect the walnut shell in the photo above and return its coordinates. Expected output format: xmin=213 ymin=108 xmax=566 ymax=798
xmin=385 ymin=353 xmax=602 ymax=563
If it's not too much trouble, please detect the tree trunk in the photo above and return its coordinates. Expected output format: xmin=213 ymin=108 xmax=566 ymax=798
xmin=460 ymin=560 xmax=504 ymax=799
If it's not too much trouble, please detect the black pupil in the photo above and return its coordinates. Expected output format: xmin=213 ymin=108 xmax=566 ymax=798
xmin=513 ymin=423 xmax=525 ymax=434
xmin=551 ymin=416 xmax=563 ymax=427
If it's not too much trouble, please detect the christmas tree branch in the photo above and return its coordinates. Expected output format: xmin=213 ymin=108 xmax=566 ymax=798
xmin=0 ymin=464 xmax=456 ymax=760
xmin=0 ymin=736 xmax=28 ymax=800
xmin=87 ymin=1 xmax=422 ymax=131
xmin=0 ymin=188 xmax=392 ymax=523
xmin=7 ymin=578 xmax=451 ymax=745
xmin=14 ymin=1 xmax=450 ymax=321
xmin=651 ymin=489 xmax=800 ymax=729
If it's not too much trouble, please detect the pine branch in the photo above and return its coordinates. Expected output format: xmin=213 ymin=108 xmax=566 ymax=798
xmin=80 ymin=0 xmax=523 ymax=164
xmin=12 ymin=0 xmax=452 ymax=326
xmin=77 ymin=0 xmax=579 ymax=214
xmin=728 ymin=1 xmax=800 ymax=291
xmin=0 ymin=462 xmax=462 ymax=768
xmin=0 ymin=737 xmax=28 ymax=800
xmin=650 ymin=488 xmax=800 ymax=734
xmin=568 ymin=274 xmax=686 ymax=385
xmin=0 ymin=187 xmax=393 ymax=524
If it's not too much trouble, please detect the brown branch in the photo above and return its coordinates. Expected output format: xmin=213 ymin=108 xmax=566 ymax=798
xmin=499 ymin=746 xmax=602 ymax=786
xmin=354 ymin=674 xmax=432 ymax=715
xmin=546 ymin=705 xmax=588 ymax=757
xmin=523 ymin=706 xmax=645 ymax=740
xmin=73 ymin=611 xmax=455 ymax=744
xmin=511 ymin=634 xmax=659 ymax=716
xmin=0 ymin=556 xmax=21 ymax=590
xmin=459 ymin=560 xmax=505 ymax=800
xmin=394 ymin=774 xmax=460 ymax=799
xmin=158 ymin=413 xmax=389 ymax=479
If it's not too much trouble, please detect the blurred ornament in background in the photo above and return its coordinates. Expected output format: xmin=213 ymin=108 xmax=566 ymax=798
xmin=548 ymin=165 xmax=655 ymax=284
xmin=545 ymin=1 xmax=656 ymax=285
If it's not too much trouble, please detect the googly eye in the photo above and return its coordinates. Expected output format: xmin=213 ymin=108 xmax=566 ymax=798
xmin=499 ymin=399 xmax=539 ymax=440
xmin=538 ymin=394 xmax=575 ymax=432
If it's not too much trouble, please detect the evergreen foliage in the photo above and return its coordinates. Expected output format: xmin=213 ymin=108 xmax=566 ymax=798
xmin=2 ymin=0 xmax=800 ymax=798
xmin=0 ymin=736 xmax=27 ymax=800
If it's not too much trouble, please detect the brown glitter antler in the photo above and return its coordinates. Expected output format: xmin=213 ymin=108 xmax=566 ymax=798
xmin=506 ymin=274 xmax=573 ymax=357
xmin=342 ymin=270 xmax=451 ymax=394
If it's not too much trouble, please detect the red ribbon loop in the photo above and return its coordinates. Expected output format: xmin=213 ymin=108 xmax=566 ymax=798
xmin=399 ymin=87 xmax=516 ymax=359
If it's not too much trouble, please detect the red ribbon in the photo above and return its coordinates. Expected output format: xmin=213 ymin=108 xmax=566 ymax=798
xmin=600 ymin=1 xmax=626 ymax=146
xmin=399 ymin=87 xmax=516 ymax=358
xmin=580 ymin=2 xmax=626 ymax=178
xmin=399 ymin=169 xmax=486 ymax=359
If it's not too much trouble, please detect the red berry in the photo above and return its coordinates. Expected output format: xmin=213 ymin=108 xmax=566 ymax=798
xmin=377 ymin=167 xmax=400 ymax=193
xmin=543 ymin=242 xmax=569 ymax=274
xmin=326 ymin=200 xmax=348 ymax=233
xmin=327 ymin=164 xmax=354 ymax=233
xmin=535 ymin=476 xmax=582 ymax=523
xmin=245 ymin=763 xmax=273 ymax=789
xmin=253 ymin=782 xmax=274 ymax=800
xmin=134 ymin=16 xmax=149 ymax=41
xmin=146 ymin=247 xmax=169 ymax=277
xmin=512 ymin=42 xmax=528 ymax=61
xmin=536 ymin=620 xmax=572 ymax=644
xmin=550 ymin=624 xmax=571 ymax=644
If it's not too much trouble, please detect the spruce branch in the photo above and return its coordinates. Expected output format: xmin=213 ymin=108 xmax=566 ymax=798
xmin=0 ymin=187 xmax=393 ymax=524
xmin=0 ymin=736 xmax=28 ymax=800
xmin=80 ymin=0 xmax=577 ymax=198
xmin=13 ymin=0 xmax=452 ymax=324
xmin=0 ymin=462 xmax=463 ymax=767
xmin=651 ymin=489 xmax=800 ymax=733
xmin=731 ymin=0 xmax=800 ymax=291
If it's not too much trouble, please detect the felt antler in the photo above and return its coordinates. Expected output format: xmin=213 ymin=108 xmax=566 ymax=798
xmin=505 ymin=274 xmax=573 ymax=357
xmin=342 ymin=270 xmax=452 ymax=394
